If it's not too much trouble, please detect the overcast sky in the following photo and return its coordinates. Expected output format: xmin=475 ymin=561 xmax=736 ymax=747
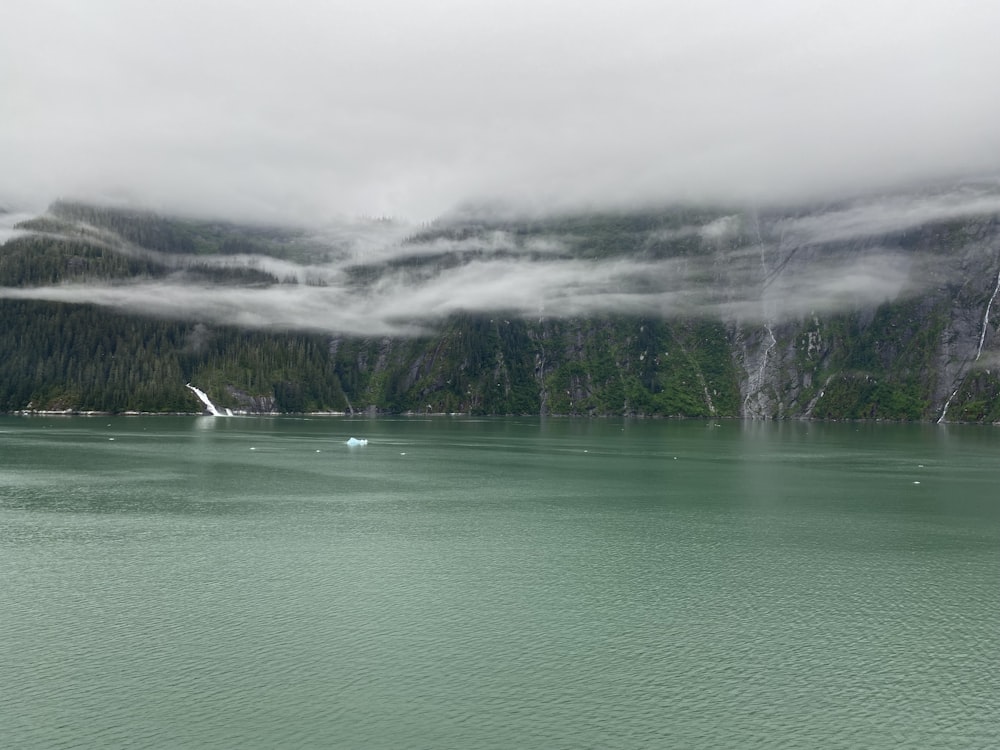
xmin=3 ymin=0 xmax=1000 ymax=223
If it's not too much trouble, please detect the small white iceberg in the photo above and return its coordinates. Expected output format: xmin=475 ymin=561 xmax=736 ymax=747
xmin=346 ymin=437 xmax=368 ymax=447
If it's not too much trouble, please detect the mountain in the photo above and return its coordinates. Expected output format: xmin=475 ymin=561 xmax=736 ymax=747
xmin=1 ymin=183 xmax=999 ymax=421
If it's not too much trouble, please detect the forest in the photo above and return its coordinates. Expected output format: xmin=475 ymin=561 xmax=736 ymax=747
xmin=2 ymin=196 xmax=999 ymax=421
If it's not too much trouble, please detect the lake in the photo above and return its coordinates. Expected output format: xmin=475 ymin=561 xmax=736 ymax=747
xmin=1 ymin=416 xmax=998 ymax=748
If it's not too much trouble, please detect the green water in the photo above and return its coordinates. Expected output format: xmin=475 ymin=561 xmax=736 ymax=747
xmin=1 ymin=416 xmax=997 ymax=748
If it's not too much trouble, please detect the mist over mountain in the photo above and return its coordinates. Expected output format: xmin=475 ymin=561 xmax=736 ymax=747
xmin=6 ymin=2 xmax=999 ymax=424
xmin=4 ymin=2 xmax=1000 ymax=223
xmin=2 ymin=179 xmax=999 ymax=421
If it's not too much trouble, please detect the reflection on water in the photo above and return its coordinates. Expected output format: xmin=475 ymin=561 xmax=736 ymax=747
xmin=1 ymin=416 xmax=998 ymax=748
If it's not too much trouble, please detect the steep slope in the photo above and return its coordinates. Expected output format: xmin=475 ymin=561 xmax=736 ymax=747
xmin=725 ymin=202 xmax=1000 ymax=421
xmin=1 ymin=183 xmax=999 ymax=420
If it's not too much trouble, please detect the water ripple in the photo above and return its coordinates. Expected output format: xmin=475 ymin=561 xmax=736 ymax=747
xmin=2 ymin=417 xmax=998 ymax=748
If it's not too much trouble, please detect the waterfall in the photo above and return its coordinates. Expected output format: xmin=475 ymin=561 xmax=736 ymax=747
xmin=186 ymin=383 xmax=224 ymax=416
xmin=975 ymin=267 xmax=1000 ymax=362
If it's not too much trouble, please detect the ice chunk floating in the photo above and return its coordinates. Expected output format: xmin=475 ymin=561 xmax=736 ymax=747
xmin=346 ymin=437 xmax=368 ymax=447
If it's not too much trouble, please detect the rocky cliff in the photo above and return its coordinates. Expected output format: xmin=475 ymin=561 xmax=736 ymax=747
xmin=1 ymin=183 xmax=999 ymax=421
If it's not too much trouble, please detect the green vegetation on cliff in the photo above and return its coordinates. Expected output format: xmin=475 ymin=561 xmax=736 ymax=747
xmin=2 ymin=194 xmax=999 ymax=420
xmin=0 ymin=299 xmax=739 ymax=416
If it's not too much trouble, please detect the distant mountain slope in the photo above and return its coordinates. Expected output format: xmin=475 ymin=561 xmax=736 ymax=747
xmin=1 ymin=183 xmax=999 ymax=420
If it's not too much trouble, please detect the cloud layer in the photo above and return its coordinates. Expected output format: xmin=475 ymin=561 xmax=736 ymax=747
xmin=8 ymin=186 xmax=994 ymax=337
xmin=3 ymin=1 xmax=1000 ymax=221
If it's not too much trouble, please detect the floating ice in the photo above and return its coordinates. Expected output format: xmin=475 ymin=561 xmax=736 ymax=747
xmin=346 ymin=437 xmax=368 ymax=447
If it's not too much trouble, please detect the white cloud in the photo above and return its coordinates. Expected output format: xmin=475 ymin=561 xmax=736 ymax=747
xmin=0 ymin=211 xmax=36 ymax=245
xmin=2 ymin=1 xmax=999 ymax=222
xmin=773 ymin=186 xmax=1000 ymax=245
xmin=0 ymin=207 xmax=936 ymax=334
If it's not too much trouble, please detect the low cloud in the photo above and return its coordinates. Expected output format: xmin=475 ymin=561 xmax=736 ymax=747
xmin=0 ymin=212 xmax=35 ymax=245
xmin=773 ymin=186 xmax=1000 ymax=246
xmin=0 ymin=204 xmax=930 ymax=336
xmin=3 ymin=2 xmax=1000 ymax=221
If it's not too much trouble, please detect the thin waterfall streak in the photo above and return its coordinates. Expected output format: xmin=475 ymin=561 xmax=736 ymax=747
xmin=975 ymin=267 xmax=1000 ymax=361
xmin=937 ymin=387 xmax=959 ymax=424
xmin=743 ymin=210 xmax=776 ymax=419
xmin=939 ymin=260 xmax=999 ymax=424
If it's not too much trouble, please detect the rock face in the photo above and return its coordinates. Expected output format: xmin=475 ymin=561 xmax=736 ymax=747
xmin=322 ymin=191 xmax=1000 ymax=421
xmin=224 ymin=387 xmax=278 ymax=414
xmin=2 ymin=185 xmax=1000 ymax=420
xmin=721 ymin=206 xmax=1000 ymax=421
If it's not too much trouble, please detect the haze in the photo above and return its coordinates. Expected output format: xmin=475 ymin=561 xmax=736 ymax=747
xmin=11 ymin=183 xmax=1000 ymax=336
xmin=3 ymin=0 xmax=1000 ymax=223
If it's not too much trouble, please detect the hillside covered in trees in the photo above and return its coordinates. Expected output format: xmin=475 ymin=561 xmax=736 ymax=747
xmin=1 ymin=185 xmax=999 ymax=422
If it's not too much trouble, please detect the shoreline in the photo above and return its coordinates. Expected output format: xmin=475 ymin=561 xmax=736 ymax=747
xmin=4 ymin=409 xmax=997 ymax=425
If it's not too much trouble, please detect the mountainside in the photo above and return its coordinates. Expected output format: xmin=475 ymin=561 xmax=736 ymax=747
xmin=1 ymin=185 xmax=999 ymax=421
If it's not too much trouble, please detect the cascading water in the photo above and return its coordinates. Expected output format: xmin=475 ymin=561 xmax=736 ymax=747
xmin=938 ymin=262 xmax=1000 ymax=424
xmin=186 ymin=383 xmax=227 ymax=416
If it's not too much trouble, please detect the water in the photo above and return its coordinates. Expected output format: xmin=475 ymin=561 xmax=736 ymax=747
xmin=1 ymin=416 xmax=998 ymax=748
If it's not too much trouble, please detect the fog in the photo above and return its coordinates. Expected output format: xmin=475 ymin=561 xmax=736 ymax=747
xmin=0 ymin=253 xmax=912 ymax=337
xmin=0 ymin=212 xmax=35 ymax=246
xmin=774 ymin=189 xmax=1000 ymax=245
xmin=3 ymin=1 xmax=1000 ymax=222
xmin=1 ymin=194 xmax=946 ymax=336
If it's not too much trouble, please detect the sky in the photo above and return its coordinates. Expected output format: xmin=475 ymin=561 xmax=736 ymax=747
xmin=3 ymin=0 xmax=1000 ymax=223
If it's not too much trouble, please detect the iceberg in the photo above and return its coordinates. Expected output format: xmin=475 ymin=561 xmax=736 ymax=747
xmin=346 ymin=437 xmax=368 ymax=447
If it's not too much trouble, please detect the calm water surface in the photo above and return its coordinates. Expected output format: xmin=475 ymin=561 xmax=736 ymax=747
xmin=1 ymin=416 xmax=998 ymax=748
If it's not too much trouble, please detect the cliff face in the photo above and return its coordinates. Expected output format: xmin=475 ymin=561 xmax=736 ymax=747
xmin=318 ymin=193 xmax=1000 ymax=421
xmin=2 ymin=186 xmax=999 ymax=420
xmin=725 ymin=209 xmax=1000 ymax=421
xmin=328 ymin=316 xmax=740 ymax=418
